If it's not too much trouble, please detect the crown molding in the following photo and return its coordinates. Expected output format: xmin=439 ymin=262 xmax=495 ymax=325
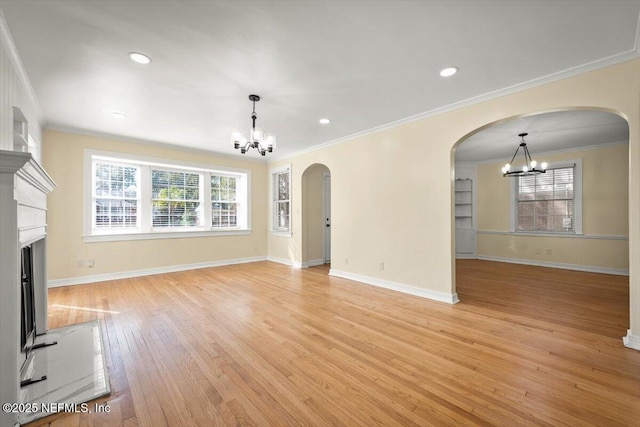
xmin=456 ymin=139 xmax=629 ymax=167
xmin=45 ymin=125 xmax=267 ymax=164
xmin=0 ymin=9 xmax=43 ymax=124
xmin=270 ymin=51 xmax=640 ymax=164
xmin=635 ymin=9 xmax=640 ymax=54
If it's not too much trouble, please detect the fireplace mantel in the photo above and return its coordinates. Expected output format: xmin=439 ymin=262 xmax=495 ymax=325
xmin=0 ymin=150 xmax=56 ymax=194
xmin=0 ymin=151 xmax=56 ymax=245
xmin=0 ymin=150 xmax=55 ymax=427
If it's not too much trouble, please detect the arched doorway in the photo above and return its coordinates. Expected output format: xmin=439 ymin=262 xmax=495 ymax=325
xmin=451 ymin=108 xmax=630 ymax=337
xmin=301 ymin=163 xmax=331 ymax=268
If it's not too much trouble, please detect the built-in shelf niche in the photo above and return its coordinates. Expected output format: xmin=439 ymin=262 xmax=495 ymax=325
xmin=454 ymin=175 xmax=476 ymax=256
xmin=454 ymin=178 xmax=473 ymax=229
xmin=13 ymin=106 xmax=29 ymax=152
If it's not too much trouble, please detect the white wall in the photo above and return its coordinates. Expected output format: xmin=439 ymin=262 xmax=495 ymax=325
xmin=0 ymin=13 xmax=45 ymax=423
xmin=267 ymin=59 xmax=640 ymax=343
xmin=474 ymin=143 xmax=628 ymax=274
xmin=43 ymin=129 xmax=269 ymax=283
xmin=0 ymin=10 xmax=42 ymax=159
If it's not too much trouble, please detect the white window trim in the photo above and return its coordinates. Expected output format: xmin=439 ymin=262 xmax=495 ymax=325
xmin=210 ymin=171 xmax=246 ymax=230
xmin=509 ymin=159 xmax=582 ymax=235
xmin=84 ymin=149 xmax=252 ymax=242
xmin=270 ymin=164 xmax=292 ymax=237
xmin=92 ymin=159 xmax=142 ymax=233
xmin=149 ymin=166 xmax=203 ymax=231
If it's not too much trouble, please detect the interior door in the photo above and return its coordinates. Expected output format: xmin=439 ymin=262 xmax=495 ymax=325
xmin=323 ymin=173 xmax=331 ymax=263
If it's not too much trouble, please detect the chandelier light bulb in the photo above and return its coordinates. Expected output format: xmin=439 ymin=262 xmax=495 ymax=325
xmin=252 ymin=127 xmax=263 ymax=142
xmin=541 ymin=162 xmax=548 ymax=170
xmin=502 ymin=133 xmax=546 ymax=177
xmin=232 ymin=95 xmax=275 ymax=156
xmin=265 ymin=134 xmax=276 ymax=152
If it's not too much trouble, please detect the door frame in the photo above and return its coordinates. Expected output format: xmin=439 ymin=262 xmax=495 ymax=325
xmin=323 ymin=171 xmax=331 ymax=263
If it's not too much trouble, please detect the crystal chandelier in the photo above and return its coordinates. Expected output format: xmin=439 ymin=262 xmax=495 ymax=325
xmin=502 ymin=132 xmax=548 ymax=177
xmin=232 ymin=94 xmax=275 ymax=156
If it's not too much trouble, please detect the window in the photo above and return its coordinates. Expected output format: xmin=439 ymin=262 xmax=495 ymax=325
xmin=93 ymin=162 xmax=139 ymax=230
xmin=271 ymin=166 xmax=291 ymax=233
xmin=86 ymin=150 xmax=250 ymax=241
xmin=514 ymin=162 xmax=582 ymax=234
xmin=152 ymin=170 xmax=201 ymax=228
xmin=211 ymin=174 xmax=238 ymax=228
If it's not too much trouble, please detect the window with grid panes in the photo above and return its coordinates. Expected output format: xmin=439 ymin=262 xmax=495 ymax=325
xmin=151 ymin=170 xmax=201 ymax=227
xmin=273 ymin=169 xmax=290 ymax=231
xmin=516 ymin=166 xmax=575 ymax=233
xmin=211 ymin=175 xmax=238 ymax=228
xmin=87 ymin=152 xmax=250 ymax=240
xmin=93 ymin=162 xmax=139 ymax=230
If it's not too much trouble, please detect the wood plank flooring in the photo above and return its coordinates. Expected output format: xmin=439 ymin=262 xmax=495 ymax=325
xmin=27 ymin=260 xmax=640 ymax=426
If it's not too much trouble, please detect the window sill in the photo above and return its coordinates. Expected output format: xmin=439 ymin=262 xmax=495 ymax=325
xmin=513 ymin=230 xmax=579 ymax=237
xmin=84 ymin=229 xmax=252 ymax=243
xmin=270 ymin=230 xmax=292 ymax=238
xmin=477 ymin=230 xmax=628 ymax=240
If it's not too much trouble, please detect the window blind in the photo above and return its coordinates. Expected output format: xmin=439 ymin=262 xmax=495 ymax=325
xmin=211 ymin=175 xmax=238 ymax=228
xmin=151 ymin=170 xmax=201 ymax=227
xmin=517 ymin=166 xmax=575 ymax=233
xmin=94 ymin=162 xmax=139 ymax=229
xmin=273 ymin=171 xmax=290 ymax=230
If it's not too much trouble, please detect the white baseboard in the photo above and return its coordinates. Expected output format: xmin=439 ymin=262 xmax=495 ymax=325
xmin=455 ymin=253 xmax=477 ymax=259
xmin=476 ymin=255 xmax=629 ymax=276
xmin=302 ymin=259 xmax=325 ymax=268
xmin=266 ymin=256 xmax=303 ymax=268
xmin=47 ymin=256 xmax=268 ymax=288
xmin=623 ymin=330 xmax=640 ymax=351
xmin=266 ymin=256 xmax=291 ymax=266
xmin=329 ymin=269 xmax=459 ymax=304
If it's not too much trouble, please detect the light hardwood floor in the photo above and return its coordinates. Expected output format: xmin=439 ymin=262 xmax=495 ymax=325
xmin=28 ymin=260 xmax=640 ymax=426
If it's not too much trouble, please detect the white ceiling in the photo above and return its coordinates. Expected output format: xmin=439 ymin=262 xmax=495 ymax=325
xmin=1 ymin=1 xmax=639 ymax=160
xmin=455 ymin=110 xmax=629 ymax=162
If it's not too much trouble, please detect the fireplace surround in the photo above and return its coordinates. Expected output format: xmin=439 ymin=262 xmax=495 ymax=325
xmin=0 ymin=150 xmax=53 ymax=425
xmin=1 ymin=150 xmax=110 ymax=425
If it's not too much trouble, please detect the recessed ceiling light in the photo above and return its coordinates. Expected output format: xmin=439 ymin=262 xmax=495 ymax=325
xmin=128 ymin=52 xmax=152 ymax=64
xmin=319 ymin=118 xmax=331 ymax=124
xmin=101 ymin=109 xmax=127 ymax=119
xmin=439 ymin=67 xmax=458 ymax=77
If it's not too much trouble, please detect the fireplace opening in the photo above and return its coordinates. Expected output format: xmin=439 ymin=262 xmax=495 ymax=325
xmin=20 ymin=245 xmax=36 ymax=365
xmin=20 ymin=243 xmax=55 ymax=388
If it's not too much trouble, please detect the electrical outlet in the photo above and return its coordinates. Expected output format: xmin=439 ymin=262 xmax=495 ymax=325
xmin=344 ymin=257 xmax=348 ymax=265
xmin=379 ymin=261 xmax=384 ymax=271
xmin=535 ymin=248 xmax=541 ymax=255
xmin=86 ymin=259 xmax=95 ymax=268
xmin=545 ymin=248 xmax=552 ymax=255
